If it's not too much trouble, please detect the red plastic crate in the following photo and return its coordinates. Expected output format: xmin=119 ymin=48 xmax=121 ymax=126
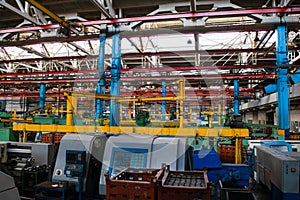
xmin=105 ymin=167 xmax=165 ymax=200
xmin=217 ymin=144 xmax=235 ymax=163
xmin=41 ymin=134 xmax=53 ymax=143
xmin=54 ymin=133 xmax=65 ymax=144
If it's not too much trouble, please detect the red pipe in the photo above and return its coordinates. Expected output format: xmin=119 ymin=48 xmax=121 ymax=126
xmin=119 ymin=74 xmax=276 ymax=81
xmin=0 ymin=74 xmax=275 ymax=84
xmin=128 ymin=89 xmax=254 ymax=95
xmin=0 ymin=78 xmax=98 ymax=84
xmin=0 ymin=87 xmax=254 ymax=94
xmin=132 ymin=92 xmax=251 ymax=97
xmin=0 ymin=93 xmax=238 ymax=98
xmin=0 ymin=65 xmax=272 ymax=77
xmin=1 ymin=7 xmax=300 ymax=34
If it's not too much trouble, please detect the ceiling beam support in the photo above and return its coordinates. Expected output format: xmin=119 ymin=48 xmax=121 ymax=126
xmin=1 ymin=7 xmax=300 ymax=35
xmin=26 ymin=0 xmax=81 ymax=35
xmin=0 ymin=0 xmax=40 ymax=24
xmin=90 ymin=0 xmax=114 ymax=18
xmin=68 ymin=42 xmax=91 ymax=55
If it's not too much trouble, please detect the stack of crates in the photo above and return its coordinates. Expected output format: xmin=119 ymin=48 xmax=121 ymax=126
xmin=217 ymin=143 xmax=235 ymax=163
xmin=54 ymin=133 xmax=64 ymax=144
xmin=41 ymin=133 xmax=53 ymax=143
xmin=42 ymin=133 xmax=64 ymax=144
xmin=105 ymin=165 xmax=211 ymax=200
xmin=105 ymin=167 xmax=165 ymax=200
xmin=41 ymin=133 xmax=65 ymax=153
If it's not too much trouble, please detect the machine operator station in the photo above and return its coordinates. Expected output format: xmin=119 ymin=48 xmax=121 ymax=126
xmin=51 ymin=133 xmax=191 ymax=198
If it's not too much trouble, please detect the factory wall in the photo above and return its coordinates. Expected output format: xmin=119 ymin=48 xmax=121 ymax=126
xmin=290 ymin=108 xmax=300 ymax=132
xmin=291 ymin=108 xmax=300 ymax=121
xmin=0 ymin=98 xmax=42 ymax=115
xmin=242 ymin=105 xmax=299 ymax=132
xmin=243 ymin=112 xmax=254 ymax=123
xmin=258 ymin=111 xmax=266 ymax=124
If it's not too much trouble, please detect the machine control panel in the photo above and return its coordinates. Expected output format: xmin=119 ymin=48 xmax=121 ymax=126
xmin=64 ymin=150 xmax=86 ymax=177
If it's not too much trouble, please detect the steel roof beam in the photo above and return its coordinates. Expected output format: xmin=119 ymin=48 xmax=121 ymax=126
xmin=0 ymin=0 xmax=40 ymax=25
xmin=0 ymin=23 xmax=296 ymax=47
xmin=26 ymin=0 xmax=81 ymax=35
xmin=0 ymin=64 xmax=272 ymax=78
xmin=18 ymin=46 xmax=48 ymax=58
xmin=90 ymin=0 xmax=114 ymax=19
xmin=0 ymin=7 xmax=300 ymax=35
xmin=0 ymin=65 xmax=274 ymax=76
xmin=68 ymin=42 xmax=91 ymax=55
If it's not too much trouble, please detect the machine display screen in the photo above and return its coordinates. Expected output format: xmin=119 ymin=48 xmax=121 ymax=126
xmin=110 ymin=148 xmax=148 ymax=176
xmin=66 ymin=151 xmax=84 ymax=164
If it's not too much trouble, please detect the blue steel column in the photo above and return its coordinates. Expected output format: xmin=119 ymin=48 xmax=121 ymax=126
xmin=162 ymin=81 xmax=166 ymax=121
xmin=39 ymin=83 xmax=46 ymax=113
xmin=276 ymin=25 xmax=290 ymax=139
xmin=233 ymin=79 xmax=239 ymax=114
xmin=96 ymin=34 xmax=106 ymax=119
xmin=110 ymin=33 xmax=121 ymax=126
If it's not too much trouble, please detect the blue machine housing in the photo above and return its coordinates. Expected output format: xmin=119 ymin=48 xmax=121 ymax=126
xmin=263 ymin=84 xmax=277 ymax=94
xmin=290 ymin=70 xmax=300 ymax=84
xmin=193 ymin=149 xmax=222 ymax=169
xmin=193 ymin=149 xmax=249 ymax=200
xmin=193 ymin=149 xmax=249 ymax=187
xmin=207 ymin=164 xmax=249 ymax=187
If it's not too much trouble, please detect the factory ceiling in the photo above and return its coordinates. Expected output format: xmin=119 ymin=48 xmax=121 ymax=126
xmin=0 ymin=0 xmax=299 ymax=107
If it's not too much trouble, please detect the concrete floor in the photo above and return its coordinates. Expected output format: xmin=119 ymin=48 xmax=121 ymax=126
xmin=251 ymin=182 xmax=271 ymax=200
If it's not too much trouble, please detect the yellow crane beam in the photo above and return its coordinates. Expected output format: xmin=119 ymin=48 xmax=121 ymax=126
xmin=27 ymin=0 xmax=81 ymax=35
xmin=13 ymin=124 xmax=248 ymax=137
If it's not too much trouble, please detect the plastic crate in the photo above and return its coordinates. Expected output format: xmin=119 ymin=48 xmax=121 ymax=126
xmin=105 ymin=167 xmax=165 ymax=200
xmin=41 ymin=134 xmax=54 ymax=143
xmin=158 ymin=169 xmax=211 ymax=200
xmin=218 ymin=144 xmax=235 ymax=163
xmin=54 ymin=133 xmax=65 ymax=144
